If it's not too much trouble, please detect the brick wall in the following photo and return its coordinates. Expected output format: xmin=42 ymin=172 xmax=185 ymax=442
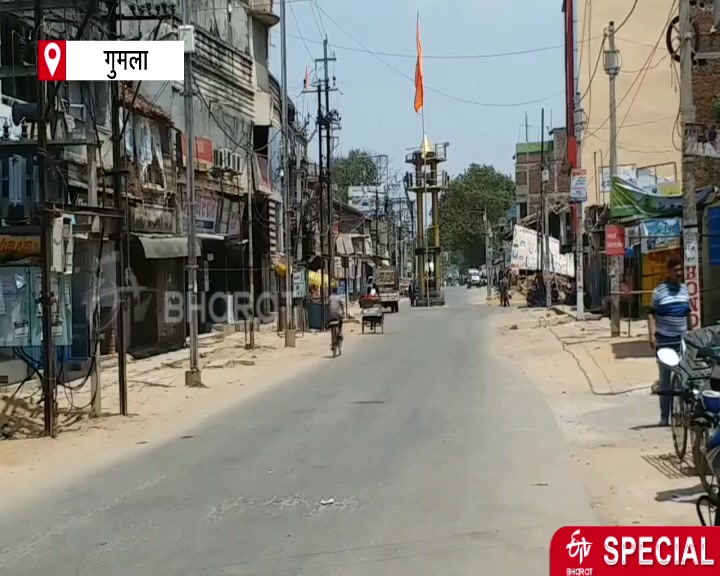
xmin=692 ymin=12 xmax=720 ymax=187
xmin=515 ymin=130 xmax=571 ymax=215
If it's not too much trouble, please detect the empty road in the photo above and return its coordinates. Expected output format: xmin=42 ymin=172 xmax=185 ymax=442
xmin=0 ymin=288 xmax=597 ymax=575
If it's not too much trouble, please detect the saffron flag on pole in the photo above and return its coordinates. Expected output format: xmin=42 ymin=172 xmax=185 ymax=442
xmin=414 ymin=12 xmax=424 ymax=113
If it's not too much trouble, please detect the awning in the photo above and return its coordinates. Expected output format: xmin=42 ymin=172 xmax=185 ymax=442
xmin=137 ymin=235 xmax=201 ymax=259
xmin=196 ymin=233 xmax=226 ymax=242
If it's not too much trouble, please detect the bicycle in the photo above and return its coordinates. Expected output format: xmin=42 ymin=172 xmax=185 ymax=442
xmin=328 ymin=320 xmax=342 ymax=358
xmin=656 ymin=340 xmax=712 ymax=462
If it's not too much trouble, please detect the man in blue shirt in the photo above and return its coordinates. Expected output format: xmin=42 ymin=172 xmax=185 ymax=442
xmin=649 ymin=257 xmax=691 ymax=426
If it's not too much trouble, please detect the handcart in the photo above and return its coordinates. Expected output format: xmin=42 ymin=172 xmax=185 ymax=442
xmin=359 ymin=296 xmax=384 ymax=334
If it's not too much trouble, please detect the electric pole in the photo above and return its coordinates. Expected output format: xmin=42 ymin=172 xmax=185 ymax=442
xmin=540 ymin=108 xmax=550 ymax=308
xmin=574 ymin=100 xmax=586 ymax=321
xmin=35 ymin=0 xmax=56 ymax=437
xmin=484 ymin=208 xmax=491 ymax=300
xmin=605 ymin=21 xmax=621 ymax=337
xmin=182 ymin=2 xmax=202 ymax=386
xmin=313 ymin=39 xmax=338 ymax=326
xmin=280 ymin=0 xmax=295 ymax=347
xmin=680 ymin=0 xmax=700 ymax=329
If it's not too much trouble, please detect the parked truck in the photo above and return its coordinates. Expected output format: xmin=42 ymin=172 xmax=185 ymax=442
xmin=375 ymin=266 xmax=400 ymax=313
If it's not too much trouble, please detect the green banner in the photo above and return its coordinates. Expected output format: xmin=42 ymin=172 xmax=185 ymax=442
xmin=610 ymin=177 xmax=683 ymax=219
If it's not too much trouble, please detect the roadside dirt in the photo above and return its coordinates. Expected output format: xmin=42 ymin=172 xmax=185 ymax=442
xmin=0 ymin=320 xmax=363 ymax=514
xmin=493 ymin=305 xmax=703 ymax=526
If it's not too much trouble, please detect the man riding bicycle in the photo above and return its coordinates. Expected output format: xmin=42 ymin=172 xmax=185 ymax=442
xmin=327 ymin=286 xmax=345 ymax=348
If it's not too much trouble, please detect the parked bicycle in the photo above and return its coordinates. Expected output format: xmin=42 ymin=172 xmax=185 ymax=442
xmin=696 ymin=422 xmax=720 ymax=525
xmin=657 ymin=341 xmax=720 ymax=490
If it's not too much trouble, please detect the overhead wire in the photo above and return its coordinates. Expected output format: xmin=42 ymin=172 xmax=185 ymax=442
xmin=583 ymin=0 xmax=677 ymax=146
xmin=311 ymin=4 xmax=560 ymax=108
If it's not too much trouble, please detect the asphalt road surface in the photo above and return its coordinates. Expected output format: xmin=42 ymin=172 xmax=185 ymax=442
xmin=0 ymin=288 xmax=598 ymax=575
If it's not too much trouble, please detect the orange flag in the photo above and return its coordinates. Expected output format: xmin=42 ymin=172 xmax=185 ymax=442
xmin=414 ymin=12 xmax=424 ymax=113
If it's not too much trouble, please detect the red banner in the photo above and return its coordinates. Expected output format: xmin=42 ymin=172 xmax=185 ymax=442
xmin=605 ymin=225 xmax=625 ymax=256
xmin=551 ymin=526 xmax=720 ymax=575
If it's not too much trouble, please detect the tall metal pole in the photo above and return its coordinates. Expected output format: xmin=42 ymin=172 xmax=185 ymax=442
xmin=247 ymin=147 xmax=256 ymax=349
xmin=317 ymin=84 xmax=326 ymax=328
xmin=605 ymin=21 xmax=621 ymax=337
xmin=110 ymin=1 xmax=128 ymax=414
xmin=323 ymin=38 xmax=334 ymax=300
xmin=36 ymin=1 xmax=55 ymax=437
xmin=484 ymin=208 xmax=491 ymax=300
xmin=280 ymin=0 xmax=295 ymax=346
xmin=183 ymin=2 xmax=202 ymax=385
xmin=575 ymin=117 xmax=585 ymax=321
xmin=680 ymin=0 xmax=700 ymax=329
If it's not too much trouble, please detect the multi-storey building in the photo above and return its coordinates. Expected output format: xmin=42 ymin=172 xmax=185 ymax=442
xmin=564 ymin=0 xmax=680 ymax=204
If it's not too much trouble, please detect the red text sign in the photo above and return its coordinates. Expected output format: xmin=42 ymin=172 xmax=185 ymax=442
xmin=686 ymin=264 xmax=700 ymax=329
xmin=551 ymin=526 xmax=720 ymax=575
xmin=605 ymin=225 xmax=625 ymax=256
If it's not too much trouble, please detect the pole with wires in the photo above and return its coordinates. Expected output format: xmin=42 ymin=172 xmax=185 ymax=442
xmin=181 ymin=4 xmax=202 ymax=386
xmin=109 ymin=1 xmax=129 ymax=414
xmin=36 ymin=0 xmax=56 ymax=437
xmin=324 ymin=38 xmax=334 ymax=301
xmin=316 ymin=83 xmax=325 ymax=328
xmin=280 ymin=0 xmax=295 ymax=347
xmin=605 ymin=21 xmax=622 ymax=337
xmin=679 ymin=0 xmax=700 ymax=329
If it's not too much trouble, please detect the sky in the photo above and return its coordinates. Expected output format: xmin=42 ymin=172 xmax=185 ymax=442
xmin=270 ymin=0 xmax=567 ymax=179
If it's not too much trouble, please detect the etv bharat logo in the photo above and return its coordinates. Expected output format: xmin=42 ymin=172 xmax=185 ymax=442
xmin=567 ymin=529 xmax=593 ymax=565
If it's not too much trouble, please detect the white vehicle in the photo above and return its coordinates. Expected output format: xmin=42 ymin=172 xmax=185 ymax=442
xmin=467 ymin=268 xmax=481 ymax=288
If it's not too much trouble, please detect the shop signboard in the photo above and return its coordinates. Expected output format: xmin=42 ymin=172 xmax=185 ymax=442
xmin=130 ymin=204 xmax=176 ymax=234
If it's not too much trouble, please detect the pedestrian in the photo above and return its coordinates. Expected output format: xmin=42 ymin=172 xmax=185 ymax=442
xmin=499 ymin=271 xmax=510 ymax=307
xmin=649 ymin=257 xmax=690 ymax=427
xmin=408 ymin=280 xmax=415 ymax=307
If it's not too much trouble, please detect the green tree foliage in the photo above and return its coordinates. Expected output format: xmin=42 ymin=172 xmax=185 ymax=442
xmin=438 ymin=163 xmax=514 ymax=267
xmin=332 ymin=148 xmax=381 ymax=202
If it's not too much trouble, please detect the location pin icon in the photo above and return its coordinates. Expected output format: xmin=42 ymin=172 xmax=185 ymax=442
xmin=44 ymin=43 xmax=61 ymax=77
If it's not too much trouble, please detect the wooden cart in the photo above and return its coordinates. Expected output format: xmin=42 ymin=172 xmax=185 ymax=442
xmin=359 ymin=297 xmax=384 ymax=334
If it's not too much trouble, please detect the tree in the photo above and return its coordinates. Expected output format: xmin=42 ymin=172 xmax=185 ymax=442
xmin=438 ymin=163 xmax=514 ymax=268
xmin=332 ymin=148 xmax=381 ymax=202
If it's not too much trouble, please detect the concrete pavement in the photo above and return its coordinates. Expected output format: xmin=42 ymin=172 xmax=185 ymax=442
xmin=0 ymin=287 xmax=598 ymax=575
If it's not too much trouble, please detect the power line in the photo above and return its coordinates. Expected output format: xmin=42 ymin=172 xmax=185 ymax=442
xmin=312 ymin=4 xmax=560 ymax=108
xmin=286 ymin=31 xmax=655 ymax=61
xmin=614 ymin=0 xmax=639 ymax=33
xmin=289 ymin=1 xmax=314 ymax=59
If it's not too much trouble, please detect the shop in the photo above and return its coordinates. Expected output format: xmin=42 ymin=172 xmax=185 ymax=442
xmin=127 ymin=203 xmax=189 ymax=357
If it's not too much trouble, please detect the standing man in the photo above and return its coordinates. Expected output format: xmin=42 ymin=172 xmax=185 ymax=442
xmin=499 ymin=270 xmax=510 ymax=307
xmin=649 ymin=257 xmax=690 ymax=427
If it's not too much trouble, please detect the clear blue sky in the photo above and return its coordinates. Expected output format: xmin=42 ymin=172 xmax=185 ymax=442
xmin=270 ymin=0 xmax=566 ymax=178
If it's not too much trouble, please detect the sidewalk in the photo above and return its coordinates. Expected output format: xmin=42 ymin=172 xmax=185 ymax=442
xmin=493 ymin=306 xmax=701 ymax=525
xmin=0 ymin=325 xmax=341 ymax=513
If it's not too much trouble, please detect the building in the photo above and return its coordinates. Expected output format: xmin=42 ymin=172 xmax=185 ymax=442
xmin=514 ymin=128 xmax=572 ymax=241
xmin=566 ymin=0 xmax=680 ymax=204
xmin=0 ymin=0 xmax=294 ymax=382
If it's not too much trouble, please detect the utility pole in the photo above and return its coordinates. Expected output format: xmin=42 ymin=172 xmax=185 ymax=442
xmin=539 ymin=108 xmax=550 ymax=308
xmin=280 ymin=0 xmax=295 ymax=347
xmin=110 ymin=1 xmax=128 ymax=415
xmin=247 ymin=146 xmax=256 ymax=350
xmin=484 ymin=208 xmax=491 ymax=300
xmin=605 ymin=21 xmax=621 ymax=337
xmin=679 ymin=0 xmax=700 ymax=329
xmin=87 ymin=136 xmax=101 ymax=418
xmin=36 ymin=0 xmax=55 ymax=437
xmin=574 ymin=100 xmax=586 ymax=321
xmin=316 ymin=83 xmax=325 ymax=328
xmin=323 ymin=38 xmax=334 ymax=301
xmin=182 ymin=2 xmax=202 ymax=386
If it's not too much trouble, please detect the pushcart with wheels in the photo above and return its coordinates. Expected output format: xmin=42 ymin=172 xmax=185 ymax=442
xmin=359 ymin=297 xmax=384 ymax=334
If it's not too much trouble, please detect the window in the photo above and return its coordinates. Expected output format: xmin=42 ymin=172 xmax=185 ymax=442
xmin=519 ymin=203 xmax=528 ymax=219
xmin=516 ymin=170 xmax=528 ymax=186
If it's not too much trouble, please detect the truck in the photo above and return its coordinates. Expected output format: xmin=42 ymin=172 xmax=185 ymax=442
xmin=375 ymin=266 xmax=400 ymax=313
xmin=467 ymin=268 xmax=482 ymax=288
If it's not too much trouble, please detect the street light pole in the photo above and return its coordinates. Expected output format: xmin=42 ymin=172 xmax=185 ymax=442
xmin=280 ymin=0 xmax=295 ymax=347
